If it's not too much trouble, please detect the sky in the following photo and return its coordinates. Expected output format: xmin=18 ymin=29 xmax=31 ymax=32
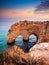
xmin=0 ymin=0 xmax=49 ymax=19
xmin=0 ymin=0 xmax=49 ymax=30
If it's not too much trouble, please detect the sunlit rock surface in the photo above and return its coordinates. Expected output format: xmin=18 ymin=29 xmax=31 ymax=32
xmin=1 ymin=42 xmax=49 ymax=65
xmin=7 ymin=21 xmax=49 ymax=44
xmin=1 ymin=45 xmax=32 ymax=65
xmin=4 ymin=21 xmax=49 ymax=65
xmin=29 ymin=42 xmax=49 ymax=65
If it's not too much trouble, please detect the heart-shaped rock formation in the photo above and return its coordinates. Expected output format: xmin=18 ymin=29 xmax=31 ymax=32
xmin=7 ymin=21 xmax=49 ymax=44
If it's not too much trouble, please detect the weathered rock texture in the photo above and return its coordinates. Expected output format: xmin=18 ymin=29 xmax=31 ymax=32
xmin=1 ymin=45 xmax=32 ymax=65
xmin=29 ymin=42 xmax=49 ymax=65
xmin=7 ymin=21 xmax=49 ymax=43
xmin=1 ymin=21 xmax=49 ymax=65
xmin=1 ymin=42 xmax=49 ymax=65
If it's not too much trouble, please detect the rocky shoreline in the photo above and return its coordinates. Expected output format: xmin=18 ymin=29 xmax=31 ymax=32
xmin=0 ymin=42 xmax=49 ymax=65
xmin=0 ymin=21 xmax=49 ymax=65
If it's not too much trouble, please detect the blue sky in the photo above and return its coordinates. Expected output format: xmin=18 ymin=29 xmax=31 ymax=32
xmin=0 ymin=0 xmax=40 ymax=9
xmin=0 ymin=0 xmax=49 ymax=18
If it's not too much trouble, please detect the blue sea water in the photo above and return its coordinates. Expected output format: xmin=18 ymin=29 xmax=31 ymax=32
xmin=0 ymin=30 xmax=8 ymax=53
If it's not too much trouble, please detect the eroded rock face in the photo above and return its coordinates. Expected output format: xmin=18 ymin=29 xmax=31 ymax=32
xmin=1 ymin=45 xmax=32 ymax=65
xmin=1 ymin=42 xmax=49 ymax=65
xmin=29 ymin=42 xmax=49 ymax=65
xmin=7 ymin=21 xmax=49 ymax=44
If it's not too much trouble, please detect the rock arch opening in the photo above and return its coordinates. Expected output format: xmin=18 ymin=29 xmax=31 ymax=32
xmin=14 ymin=34 xmax=38 ymax=52
xmin=15 ymin=35 xmax=23 ymax=42
xmin=15 ymin=35 xmax=23 ymax=47
xmin=28 ymin=34 xmax=38 ymax=49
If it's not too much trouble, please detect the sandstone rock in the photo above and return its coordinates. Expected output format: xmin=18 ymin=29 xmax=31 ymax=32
xmin=7 ymin=21 xmax=49 ymax=44
xmin=29 ymin=42 xmax=49 ymax=65
xmin=1 ymin=42 xmax=49 ymax=65
xmin=1 ymin=45 xmax=32 ymax=65
xmin=3 ymin=21 xmax=49 ymax=65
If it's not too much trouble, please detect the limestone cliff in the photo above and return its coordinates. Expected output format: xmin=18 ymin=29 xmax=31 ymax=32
xmin=7 ymin=21 xmax=49 ymax=44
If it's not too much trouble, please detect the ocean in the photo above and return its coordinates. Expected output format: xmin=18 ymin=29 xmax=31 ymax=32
xmin=0 ymin=30 xmax=8 ymax=53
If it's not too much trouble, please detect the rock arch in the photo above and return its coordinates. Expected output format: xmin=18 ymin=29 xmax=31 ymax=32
xmin=7 ymin=21 xmax=49 ymax=44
